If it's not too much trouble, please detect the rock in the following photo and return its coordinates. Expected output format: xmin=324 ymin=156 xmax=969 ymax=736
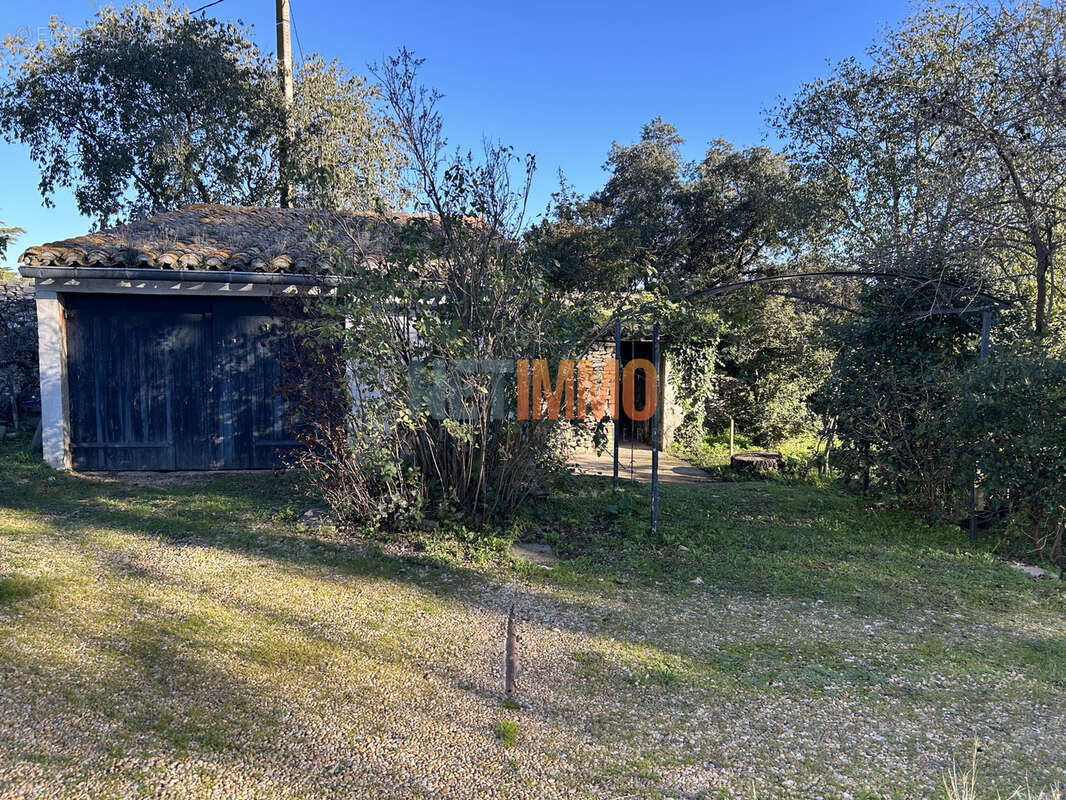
xmin=690 ymin=576 xmax=704 ymax=585
xmin=1007 ymin=561 xmax=1060 ymax=580
xmin=510 ymin=542 xmax=558 ymax=566
xmin=299 ymin=509 xmax=328 ymax=528
xmin=730 ymin=451 xmax=784 ymax=472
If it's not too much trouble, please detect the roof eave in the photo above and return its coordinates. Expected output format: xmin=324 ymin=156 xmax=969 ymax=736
xmin=18 ymin=265 xmax=341 ymax=287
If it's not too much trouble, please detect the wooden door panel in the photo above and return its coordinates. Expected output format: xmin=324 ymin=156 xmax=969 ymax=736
xmin=211 ymin=299 xmax=300 ymax=469
xmin=65 ymin=295 xmax=298 ymax=470
xmin=67 ymin=300 xmax=181 ymax=470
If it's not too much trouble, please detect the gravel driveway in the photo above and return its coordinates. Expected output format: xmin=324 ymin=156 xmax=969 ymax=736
xmin=1 ymin=465 xmax=1064 ymax=798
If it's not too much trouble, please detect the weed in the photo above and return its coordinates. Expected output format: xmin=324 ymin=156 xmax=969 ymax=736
xmin=495 ymin=720 xmax=520 ymax=748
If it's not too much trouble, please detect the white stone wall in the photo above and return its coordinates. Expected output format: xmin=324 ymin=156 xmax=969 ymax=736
xmin=34 ymin=289 xmax=69 ymax=469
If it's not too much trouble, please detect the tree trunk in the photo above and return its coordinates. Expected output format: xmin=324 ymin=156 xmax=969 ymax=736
xmin=1036 ymin=244 xmax=1049 ymax=338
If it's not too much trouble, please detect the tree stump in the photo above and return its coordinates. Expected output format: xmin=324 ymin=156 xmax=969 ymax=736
xmin=730 ymin=451 xmax=784 ymax=472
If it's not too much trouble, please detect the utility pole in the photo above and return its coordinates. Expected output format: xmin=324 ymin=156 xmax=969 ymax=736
xmin=275 ymin=0 xmax=294 ymax=208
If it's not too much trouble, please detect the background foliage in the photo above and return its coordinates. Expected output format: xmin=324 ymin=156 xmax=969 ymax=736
xmin=0 ymin=2 xmax=403 ymax=226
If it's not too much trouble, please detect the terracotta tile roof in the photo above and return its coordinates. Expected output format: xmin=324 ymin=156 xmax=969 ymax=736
xmin=18 ymin=204 xmax=429 ymax=274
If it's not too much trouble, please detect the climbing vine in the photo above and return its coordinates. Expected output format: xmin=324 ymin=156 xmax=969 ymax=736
xmin=665 ymin=304 xmax=723 ymax=447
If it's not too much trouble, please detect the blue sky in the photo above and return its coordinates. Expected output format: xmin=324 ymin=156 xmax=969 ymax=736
xmin=0 ymin=0 xmax=911 ymax=266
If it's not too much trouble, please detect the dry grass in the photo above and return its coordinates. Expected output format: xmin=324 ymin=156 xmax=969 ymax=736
xmin=943 ymin=741 xmax=1065 ymax=800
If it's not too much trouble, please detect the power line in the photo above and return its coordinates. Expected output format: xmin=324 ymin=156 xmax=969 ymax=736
xmin=288 ymin=0 xmax=306 ymax=67
xmin=190 ymin=0 xmax=225 ymax=16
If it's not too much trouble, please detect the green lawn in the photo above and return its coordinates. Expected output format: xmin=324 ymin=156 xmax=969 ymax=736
xmin=1 ymin=435 xmax=1063 ymax=799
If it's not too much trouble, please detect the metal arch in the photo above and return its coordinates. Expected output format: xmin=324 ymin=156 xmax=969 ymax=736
xmin=685 ymin=270 xmax=1013 ymax=311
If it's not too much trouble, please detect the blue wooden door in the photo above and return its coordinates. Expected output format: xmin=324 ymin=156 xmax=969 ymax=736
xmin=212 ymin=301 xmax=302 ymax=468
xmin=65 ymin=295 xmax=299 ymax=470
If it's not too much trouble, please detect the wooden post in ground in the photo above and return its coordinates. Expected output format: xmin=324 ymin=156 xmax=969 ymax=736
xmin=505 ymin=604 xmax=518 ymax=697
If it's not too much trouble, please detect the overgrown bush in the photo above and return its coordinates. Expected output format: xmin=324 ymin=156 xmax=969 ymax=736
xmin=282 ymin=52 xmax=603 ymax=532
xmin=948 ymin=350 xmax=1066 ymax=570
xmin=815 ymin=281 xmax=980 ymax=510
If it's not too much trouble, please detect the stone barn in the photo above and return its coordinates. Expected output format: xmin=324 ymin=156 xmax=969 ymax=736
xmin=19 ymin=203 xmax=684 ymax=471
xmin=17 ymin=205 xmax=413 ymax=470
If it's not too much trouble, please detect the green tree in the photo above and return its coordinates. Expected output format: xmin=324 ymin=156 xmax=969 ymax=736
xmin=901 ymin=1 xmax=1066 ymax=339
xmin=0 ymin=2 xmax=402 ymax=226
xmin=715 ymin=295 xmax=833 ymax=444
xmin=812 ymin=284 xmax=978 ymax=509
xmin=776 ymin=0 xmax=1066 ymax=341
xmin=949 ymin=349 xmax=1066 ymax=570
xmin=0 ymin=220 xmax=23 ymax=266
xmin=289 ymin=55 xmax=404 ymax=212
xmin=776 ymin=0 xmax=1066 ymax=522
xmin=528 ymin=122 xmax=827 ymax=296
xmin=679 ymin=140 xmax=833 ymax=292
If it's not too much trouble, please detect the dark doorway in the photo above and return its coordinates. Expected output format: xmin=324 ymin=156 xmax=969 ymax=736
xmin=619 ymin=339 xmax=655 ymax=445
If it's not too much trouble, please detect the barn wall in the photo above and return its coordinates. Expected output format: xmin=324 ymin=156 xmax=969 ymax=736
xmin=660 ymin=354 xmax=683 ymax=451
xmin=35 ymin=289 xmax=70 ymax=469
xmin=560 ymin=340 xmax=617 ymax=454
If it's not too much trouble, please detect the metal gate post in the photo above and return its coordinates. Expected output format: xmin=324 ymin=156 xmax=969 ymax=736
xmin=651 ymin=322 xmax=660 ymax=537
xmin=613 ymin=320 xmax=621 ymax=492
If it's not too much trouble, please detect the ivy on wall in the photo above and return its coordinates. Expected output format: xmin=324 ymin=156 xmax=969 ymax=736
xmin=665 ymin=305 xmax=723 ymax=447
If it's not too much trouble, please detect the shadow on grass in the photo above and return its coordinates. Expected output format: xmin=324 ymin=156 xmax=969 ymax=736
xmin=2 ymin=435 xmax=1061 ymax=625
xmin=2 ymin=437 xmax=1064 ymax=701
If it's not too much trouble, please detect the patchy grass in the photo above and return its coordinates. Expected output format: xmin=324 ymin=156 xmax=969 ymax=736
xmin=0 ymin=435 xmax=1064 ymax=799
xmin=668 ymin=430 xmax=821 ymax=476
xmin=0 ymin=573 xmax=53 ymax=605
xmin=527 ymin=472 xmax=1057 ymax=618
xmin=495 ymin=720 xmax=521 ymax=748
